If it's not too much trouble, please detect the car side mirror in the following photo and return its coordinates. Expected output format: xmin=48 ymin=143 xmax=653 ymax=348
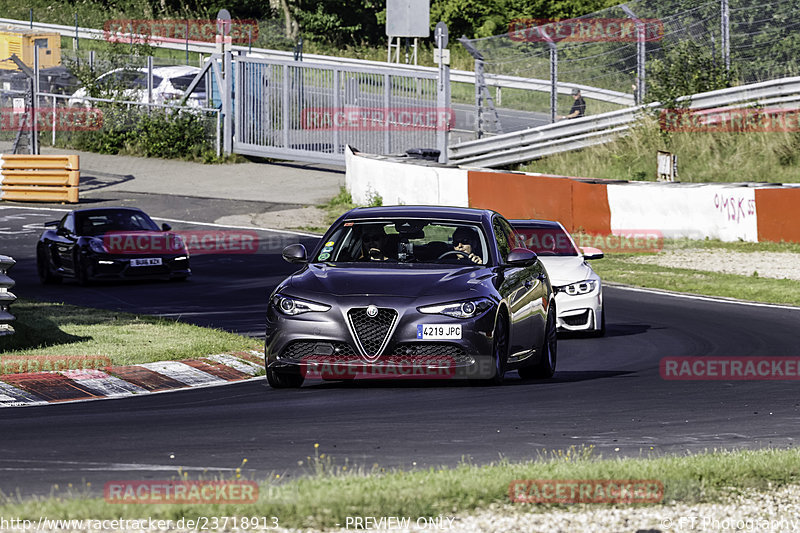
xmin=506 ymin=249 xmax=538 ymax=266
xmin=282 ymin=244 xmax=308 ymax=264
xmin=56 ymin=226 xmax=70 ymax=236
xmin=161 ymin=223 xmax=172 ymax=231
xmin=44 ymin=220 xmax=59 ymax=228
xmin=581 ymin=247 xmax=604 ymax=260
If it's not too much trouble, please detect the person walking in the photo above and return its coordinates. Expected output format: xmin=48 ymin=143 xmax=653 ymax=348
xmin=559 ymin=88 xmax=585 ymax=120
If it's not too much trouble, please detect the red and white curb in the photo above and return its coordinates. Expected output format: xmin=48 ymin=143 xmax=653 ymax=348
xmin=0 ymin=351 xmax=265 ymax=408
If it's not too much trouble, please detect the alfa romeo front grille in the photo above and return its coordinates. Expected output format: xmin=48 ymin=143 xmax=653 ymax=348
xmin=347 ymin=308 xmax=397 ymax=359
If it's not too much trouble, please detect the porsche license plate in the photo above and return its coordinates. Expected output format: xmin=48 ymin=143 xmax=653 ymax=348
xmin=130 ymin=258 xmax=162 ymax=267
xmin=417 ymin=324 xmax=462 ymax=340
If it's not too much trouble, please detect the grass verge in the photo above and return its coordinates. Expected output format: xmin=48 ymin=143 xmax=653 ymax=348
xmin=589 ymin=238 xmax=800 ymax=306
xmin=1 ymin=446 xmax=799 ymax=528
xmin=521 ymin=114 xmax=800 ymax=183
xmin=0 ymin=299 xmax=261 ymax=365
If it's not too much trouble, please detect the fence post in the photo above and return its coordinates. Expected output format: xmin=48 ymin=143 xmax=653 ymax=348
xmin=282 ymin=64 xmax=290 ymax=149
xmin=32 ymin=46 xmax=40 ymax=155
xmin=333 ymin=69 xmax=340 ymax=155
xmin=549 ymin=42 xmax=557 ymax=123
xmin=223 ymin=50 xmax=233 ymax=155
xmin=147 ymin=56 xmax=153 ymax=104
xmin=436 ymin=32 xmax=450 ymax=164
xmin=721 ymin=0 xmax=730 ymax=71
xmin=621 ymin=5 xmax=646 ymax=103
xmin=383 ymin=73 xmax=391 ymax=154
xmin=52 ymin=95 xmax=56 ymax=145
xmin=475 ymin=58 xmax=484 ymax=137
xmin=0 ymin=256 xmax=16 ymax=336
xmin=74 ymin=13 xmax=79 ymax=51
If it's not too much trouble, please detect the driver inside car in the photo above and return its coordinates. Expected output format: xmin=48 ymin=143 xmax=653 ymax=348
xmin=451 ymin=227 xmax=483 ymax=264
xmin=360 ymin=227 xmax=394 ymax=261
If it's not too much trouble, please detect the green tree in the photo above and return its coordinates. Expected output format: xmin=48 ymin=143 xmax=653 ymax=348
xmin=646 ymin=40 xmax=735 ymax=108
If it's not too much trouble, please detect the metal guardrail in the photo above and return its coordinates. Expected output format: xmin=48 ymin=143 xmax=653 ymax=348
xmin=0 ymin=255 xmax=16 ymax=336
xmin=449 ymin=76 xmax=800 ymax=167
xmin=0 ymin=17 xmax=633 ymax=105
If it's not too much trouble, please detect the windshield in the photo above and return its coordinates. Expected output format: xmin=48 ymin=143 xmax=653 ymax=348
xmin=315 ymin=219 xmax=490 ymax=266
xmin=75 ymin=210 xmax=160 ymax=236
xmin=514 ymin=226 xmax=579 ymax=256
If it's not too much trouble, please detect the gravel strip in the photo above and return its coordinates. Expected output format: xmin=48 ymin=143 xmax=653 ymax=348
xmin=264 ymin=485 xmax=800 ymax=533
xmin=629 ymin=250 xmax=800 ymax=281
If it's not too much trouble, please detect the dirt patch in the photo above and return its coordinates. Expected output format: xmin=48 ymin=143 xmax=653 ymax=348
xmin=215 ymin=206 xmax=327 ymax=231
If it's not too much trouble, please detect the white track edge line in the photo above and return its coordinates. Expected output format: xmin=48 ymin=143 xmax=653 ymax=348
xmin=607 ymin=283 xmax=800 ymax=311
xmin=0 ymin=205 xmax=322 ymax=237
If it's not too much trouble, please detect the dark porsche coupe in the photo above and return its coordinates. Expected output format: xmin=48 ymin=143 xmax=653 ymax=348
xmin=265 ymin=206 xmax=557 ymax=388
xmin=36 ymin=207 xmax=191 ymax=284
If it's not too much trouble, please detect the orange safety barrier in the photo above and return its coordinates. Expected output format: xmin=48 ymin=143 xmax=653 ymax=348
xmin=0 ymin=154 xmax=79 ymax=203
xmin=755 ymin=187 xmax=800 ymax=243
xmin=467 ymin=170 xmax=612 ymax=234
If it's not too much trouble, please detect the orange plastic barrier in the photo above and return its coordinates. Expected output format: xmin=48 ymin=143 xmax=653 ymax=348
xmin=467 ymin=170 xmax=611 ymax=234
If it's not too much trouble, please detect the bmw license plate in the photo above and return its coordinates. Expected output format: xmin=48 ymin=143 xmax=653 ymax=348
xmin=130 ymin=258 xmax=162 ymax=267
xmin=417 ymin=324 xmax=462 ymax=340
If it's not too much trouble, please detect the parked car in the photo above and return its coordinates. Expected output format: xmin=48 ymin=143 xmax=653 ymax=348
xmin=265 ymin=206 xmax=557 ymax=388
xmin=36 ymin=207 xmax=190 ymax=284
xmin=510 ymin=219 xmax=604 ymax=336
xmin=67 ymin=65 xmax=206 ymax=108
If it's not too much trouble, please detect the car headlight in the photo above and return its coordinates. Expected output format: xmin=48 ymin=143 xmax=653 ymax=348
xmin=272 ymin=294 xmax=330 ymax=316
xmin=88 ymin=239 xmax=107 ymax=253
xmin=418 ymin=298 xmax=493 ymax=319
xmin=556 ymin=279 xmax=597 ymax=296
xmin=168 ymin=234 xmax=189 ymax=255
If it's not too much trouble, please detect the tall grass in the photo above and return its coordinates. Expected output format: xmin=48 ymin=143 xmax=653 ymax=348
xmin=522 ymin=114 xmax=800 ymax=183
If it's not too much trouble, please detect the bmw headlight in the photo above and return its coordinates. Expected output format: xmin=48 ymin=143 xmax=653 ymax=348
xmin=418 ymin=298 xmax=493 ymax=319
xmin=272 ymin=294 xmax=330 ymax=316
xmin=556 ymin=279 xmax=598 ymax=296
xmin=88 ymin=238 xmax=107 ymax=254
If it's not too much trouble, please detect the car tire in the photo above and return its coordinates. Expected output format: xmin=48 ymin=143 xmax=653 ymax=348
xmin=474 ymin=313 xmax=508 ymax=386
xmin=37 ymin=247 xmax=62 ymax=285
xmin=266 ymin=367 xmax=305 ymax=389
xmin=520 ymin=305 xmax=557 ymax=379
xmin=75 ymin=252 xmax=91 ymax=286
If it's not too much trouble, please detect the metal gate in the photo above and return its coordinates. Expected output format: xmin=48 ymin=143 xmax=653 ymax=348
xmin=233 ymin=56 xmax=447 ymax=164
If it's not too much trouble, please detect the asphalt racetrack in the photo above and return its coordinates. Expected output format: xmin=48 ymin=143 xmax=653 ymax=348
xmin=1 ymin=205 xmax=799 ymax=497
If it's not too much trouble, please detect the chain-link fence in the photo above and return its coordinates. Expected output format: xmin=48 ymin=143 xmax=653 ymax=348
xmin=460 ymin=0 xmax=800 ymax=128
xmin=1 ymin=46 xmax=220 ymax=157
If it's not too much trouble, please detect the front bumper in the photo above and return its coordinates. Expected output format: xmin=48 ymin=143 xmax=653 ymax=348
xmin=265 ymin=297 xmax=499 ymax=380
xmin=86 ymin=254 xmax=191 ymax=280
xmin=553 ymin=283 xmax=602 ymax=332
